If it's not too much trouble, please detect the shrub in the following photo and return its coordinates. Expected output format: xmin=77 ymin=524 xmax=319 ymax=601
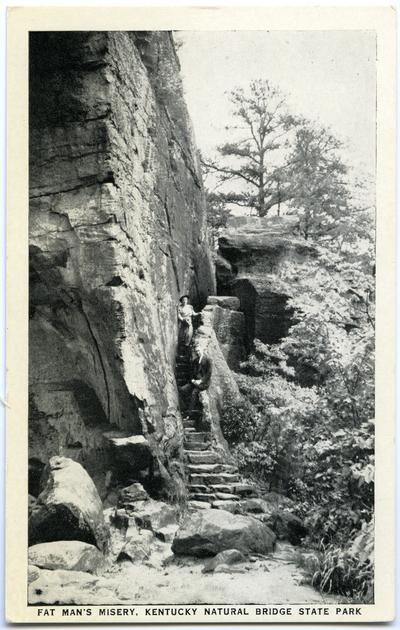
xmin=296 ymin=519 xmax=374 ymax=602
xmin=220 ymin=395 xmax=257 ymax=444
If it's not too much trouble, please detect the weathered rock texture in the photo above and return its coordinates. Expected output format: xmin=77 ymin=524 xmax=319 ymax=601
xmin=172 ymin=508 xmax=276 ymax=557
xmin=28 ymin=541 xmax=104 ymax=574
xmin=206 ymin=297 xmax=246 ymax=369
xmin=28 ymin=457 xmax=109 ymax=551
xmin=29 ymin=32 xmax=215 ymax=496
xmin=193 ymin=306 xmax=242 ymax=461
xmin=216 ymin=216 xmax=318 ymax=345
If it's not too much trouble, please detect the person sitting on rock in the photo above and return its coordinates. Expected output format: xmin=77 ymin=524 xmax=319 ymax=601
xmin=180 ymin=346 xmax=212 ymax=413
xmin=177 ymin=295 xmax=199 ymax=347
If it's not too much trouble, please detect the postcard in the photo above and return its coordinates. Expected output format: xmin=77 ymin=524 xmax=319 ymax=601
xmin=5 ymin=5 xmax=395 ymax=623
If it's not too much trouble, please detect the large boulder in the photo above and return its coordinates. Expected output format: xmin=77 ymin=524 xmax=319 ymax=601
xmin=28 ymin=541 xmax=104 ymax=574
xmin=28 ymin=456 xmax=109 ymax=551
xmin=172 ymin=508 xmax=276 ymax=557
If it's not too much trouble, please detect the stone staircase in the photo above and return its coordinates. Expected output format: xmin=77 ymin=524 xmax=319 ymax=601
xmin=175 ymin=340 xmax=256 ymax=512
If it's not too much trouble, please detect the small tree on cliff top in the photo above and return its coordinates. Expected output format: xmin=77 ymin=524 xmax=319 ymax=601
xmin=203 ymin=79 xmax=373 ymax=250
xmin=203 ymin=79 xmax=298 ymax=217
xmin=285 ymin=123 xmax=366 ymax=244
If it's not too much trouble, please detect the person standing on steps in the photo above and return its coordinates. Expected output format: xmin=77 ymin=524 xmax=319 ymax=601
xmin=177 ymin=295 xmax=199 ymax=348
xmin=180 ymin=346 xmax=212 ymax=414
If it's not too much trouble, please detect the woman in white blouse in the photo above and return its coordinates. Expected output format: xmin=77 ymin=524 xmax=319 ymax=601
xmin=177 ymin=295 xmax=199 ymax=347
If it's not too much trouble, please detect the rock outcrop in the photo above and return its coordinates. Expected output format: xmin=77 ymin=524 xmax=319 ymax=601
xmin=172 ymin=508 xmax=276 ymax=557
xmin=29 ymin=31 xmax=215 ymax=497
xmin=28 ymin=457 xmax=109 ymax=551
xmin=193 ymin=305 xmax=242 ymax=453
xmin=205 ymin=297 xmax=246 ymax=369
xmin=216 ymin=215 xmax=318 ymax=345
xmin=28 ymin=541 xmax=104 ymax=574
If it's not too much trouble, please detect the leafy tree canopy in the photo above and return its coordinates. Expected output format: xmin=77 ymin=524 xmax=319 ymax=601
xmin=203 ymin=79 xmax=375 ymax=250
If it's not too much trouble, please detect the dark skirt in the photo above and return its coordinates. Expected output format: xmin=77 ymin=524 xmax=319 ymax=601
xmin=178 ymin=319 xmax=193 ymax=346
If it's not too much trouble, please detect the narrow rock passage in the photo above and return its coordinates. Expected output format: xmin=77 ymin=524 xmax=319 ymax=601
xmin=175 ymin=305 xmax=257 ymax=511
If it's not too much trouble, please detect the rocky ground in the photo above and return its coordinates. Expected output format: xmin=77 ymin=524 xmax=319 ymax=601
xmin=103 ymin=541 xmax=341 ymax=606
xmin=29 ymin=534 xmax=340 ymax=606
xmin=28 ymin=458 xmax=342 ymax=607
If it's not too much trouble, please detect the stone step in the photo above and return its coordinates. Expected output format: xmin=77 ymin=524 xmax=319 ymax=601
xmin=184 ymin=451 xmax=221 ymax=465
xmin=188 ymin=501 xmax=211 ymax=510
xmin=184 ymin=432 xmax=210 ymax=443
xmin=184 ymin=427 xmax=196 ymax=433
xmin=188 ymin=484 xmax=210 ymax=494
xmin=210 ymin=484 xmax=237 ymax=494
xmin=184 ymin=449 xmax=217 ymax=456
xmin=184 ymin=441 xmax=210 ymax=451
xmin=189 ymin=472 xmax=241 ymax=485
xmin=233 ymin=483 xmax=258 ymax=497
xmin=211 ymin=500 xmax=238 ymax=512
xmin=189 ymin=493 xmax=216 ymax=503
xmin=215 ymin=492 xmax=241 ymax=501
xmin=186 ymin=463 xmax=227 ymax=474
xmin=182 ymin=420 xmax=197 ymax=429
xmin=186 ymin=463 xmax=238 ymax=475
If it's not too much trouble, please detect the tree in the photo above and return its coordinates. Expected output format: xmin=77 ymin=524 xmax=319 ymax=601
xmin=285 ymin=124 xmax=348 ymax=238
xmin=204 ymin=188 xmax=232 ymax=248
xmin=204 ymin=80 xmax=375 ymax=249
xmin=284 ymin=123 xmax=374 ymax=245
xmin=203 ymin=79 xmax=298 ymax=217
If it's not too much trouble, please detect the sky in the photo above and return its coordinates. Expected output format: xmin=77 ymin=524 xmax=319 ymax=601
xmin=176 ymin=31 xmax=376 ymax=179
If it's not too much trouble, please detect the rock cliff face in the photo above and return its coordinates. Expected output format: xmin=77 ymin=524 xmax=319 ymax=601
xmin=29 ymin=31 xmax=215 ymax=497
xmin=216 ymin=216 xmax=318 ymax=345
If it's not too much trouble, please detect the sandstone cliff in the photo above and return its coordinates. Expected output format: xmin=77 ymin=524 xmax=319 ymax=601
xmin=216 ymin=216 xmax=318 ymax=346
xmin=29 ymin=32 xmax=215 ymax=497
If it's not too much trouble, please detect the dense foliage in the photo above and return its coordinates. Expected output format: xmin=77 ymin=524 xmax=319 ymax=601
xmin=217 ymin=201 xmax=374 ymax=603
xmin=209 ymin=76 xmax=375 ymax=602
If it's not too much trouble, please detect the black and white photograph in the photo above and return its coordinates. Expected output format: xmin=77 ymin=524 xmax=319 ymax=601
xmin=5 ymin=5 xmax=396 ymax=624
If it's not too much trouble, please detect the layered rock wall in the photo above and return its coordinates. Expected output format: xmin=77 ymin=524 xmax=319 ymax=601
xmin=206 ymin=297 xmax=246 ymax=370
xmin=29 ymin=31 xmax=215 ymax=496
xmin=216 ymin=216 xmax=318 ymax=345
